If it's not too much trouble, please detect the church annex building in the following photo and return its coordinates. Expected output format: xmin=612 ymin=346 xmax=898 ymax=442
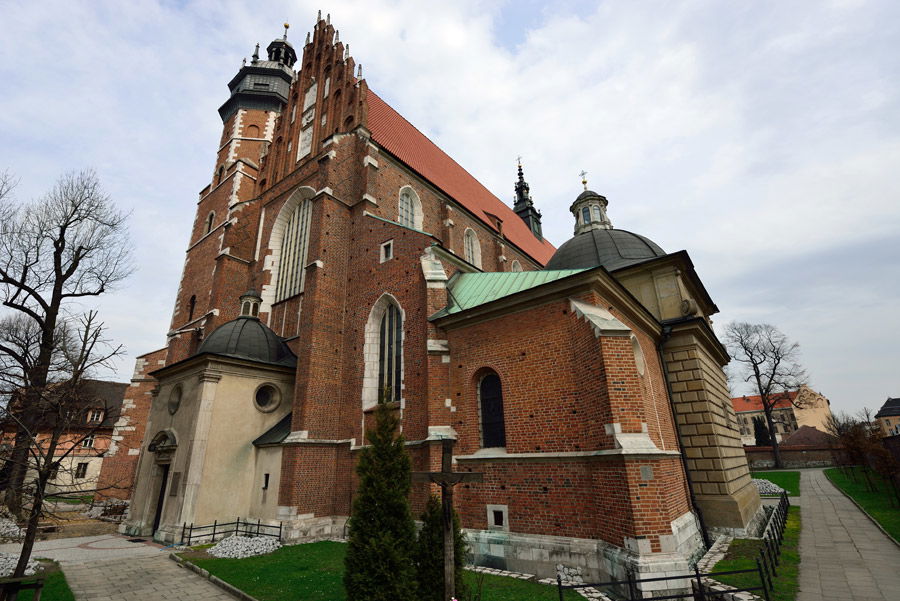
xmin=98 ymin=15 xmax=762 ymax=585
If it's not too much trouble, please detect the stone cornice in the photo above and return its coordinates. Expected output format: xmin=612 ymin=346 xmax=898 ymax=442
xmin=663 ymin=317 xmax=730 ymax=365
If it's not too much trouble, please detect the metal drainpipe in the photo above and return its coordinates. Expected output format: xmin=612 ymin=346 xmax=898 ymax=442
xmin=658 ymin=325 xmax=712 ymax=550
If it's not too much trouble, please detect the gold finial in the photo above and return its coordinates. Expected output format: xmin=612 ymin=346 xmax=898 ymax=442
xmin=283 ymin=22 xmax=290 ymax=40
xmin=579 ymin=170 xmax=588 ymax=190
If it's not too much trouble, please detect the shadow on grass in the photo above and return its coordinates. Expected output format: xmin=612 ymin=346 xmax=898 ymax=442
xmin=183 ymin=540 xmax=580 ymax=601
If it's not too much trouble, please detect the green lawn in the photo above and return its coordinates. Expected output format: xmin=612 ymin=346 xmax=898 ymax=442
xmin=824 ymin=467 xmax=900 ymax=542
xmin=45 ymin=494 xmax=93 ymax=505
xmin=752 ymin=470 xmax=801 ymax=496
xmin=711 ymin=506 xmax=800 ymax=601
xmin=184 ymin=540 xmax=580 ymax=601
xmin=14 ymin=561 xmax=76 ymax=601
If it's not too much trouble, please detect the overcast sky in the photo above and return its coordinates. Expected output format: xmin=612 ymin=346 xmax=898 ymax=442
xmin=1 ymin=0 xmax=897 ymax=416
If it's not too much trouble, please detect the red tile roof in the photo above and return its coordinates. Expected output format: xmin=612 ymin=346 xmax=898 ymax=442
xmin=731 ymin=391 xmax=798 ymax=413
xmin=366 ymin=91 xmax=556 ymax=265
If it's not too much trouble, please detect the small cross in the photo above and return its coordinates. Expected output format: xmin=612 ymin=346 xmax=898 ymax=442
xmin=412 ymin=438 xmax=482 ymax=600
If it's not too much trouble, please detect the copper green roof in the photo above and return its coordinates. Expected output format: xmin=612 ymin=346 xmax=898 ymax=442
xmin=432 ymin=269 xmax=586 ymax=318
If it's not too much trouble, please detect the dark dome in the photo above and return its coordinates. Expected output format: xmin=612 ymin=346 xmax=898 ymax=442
xmin=575 ymin=189 xmax=607 ymax=204
xmin=545 ymin=228 xmax=666 ymax=271
xmin=196 ymin=316 xmax=296 ymax=367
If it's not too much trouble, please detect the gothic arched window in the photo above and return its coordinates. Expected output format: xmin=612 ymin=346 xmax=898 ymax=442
xmin=362 ymin=295 xmax=405 ymax=409
xmin=398 ymin=188 xmax=416 ymax=228
xmin=464 ymin=228 xmax=481 ymax=268
xmin=480 ymin=373 xmax=505 ymax=448
xmin=378 ymin=303 xmax=403 ymax=402
xmin=204 ymin=211 xmax=215 ymax=235
xmin=275 ymin=200 xmax=313 ymax=302
xmin=187 ymin=295 xmax=196 ymax=321
xmin=510 ymin=260 xmax=522 ymax=272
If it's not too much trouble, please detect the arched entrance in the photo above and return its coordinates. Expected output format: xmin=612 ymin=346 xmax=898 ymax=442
xmin=147 ymin=430 xmax=177 ymax=534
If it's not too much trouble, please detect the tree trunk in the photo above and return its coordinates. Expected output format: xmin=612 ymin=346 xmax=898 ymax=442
xmin=764 ymin=407 xmax=782 ymax=469
xmin=3 ymin=428 xmax=33 ymax=518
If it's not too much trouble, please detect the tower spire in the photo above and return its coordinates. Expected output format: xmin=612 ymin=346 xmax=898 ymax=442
xmin=512 ymin=159 xmax=543 ymax=240
xmin=251 ymin=43 xmax=259 ymax=64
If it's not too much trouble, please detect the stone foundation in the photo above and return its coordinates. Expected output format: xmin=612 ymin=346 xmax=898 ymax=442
xmin=466 ymin=510 xmax=704 ymax=596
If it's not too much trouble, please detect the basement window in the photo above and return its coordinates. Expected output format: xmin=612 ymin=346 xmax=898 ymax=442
xmin=380 ymin=240 xmax=394 ymax=263
xmin=486 ymin=504 xmax=508 ymax=531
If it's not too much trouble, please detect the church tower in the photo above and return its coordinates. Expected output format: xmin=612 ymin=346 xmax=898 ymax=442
xmin=512 ymin=162 xmax=543 ymax=239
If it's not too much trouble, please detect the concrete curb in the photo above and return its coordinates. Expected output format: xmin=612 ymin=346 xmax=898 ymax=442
xmin=169 ymin=552 xmax=261 ymax=601
xmin=823 ymin=469 xmax=900 ymax=550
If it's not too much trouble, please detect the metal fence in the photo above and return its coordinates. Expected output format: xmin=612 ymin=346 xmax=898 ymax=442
xmin=180 ymin=518 xmax=283 ymax=546
xmin=556 ymin=491 xmax=791 ymax=601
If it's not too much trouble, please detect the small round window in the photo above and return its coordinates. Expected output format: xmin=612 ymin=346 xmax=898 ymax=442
xmin=167 ymin=385 xmax=182 ymax=415
xmin=254 ymin=384 xmax=281 ymax=413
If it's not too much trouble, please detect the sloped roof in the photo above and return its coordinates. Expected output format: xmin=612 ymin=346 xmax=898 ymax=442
xmin=252 ymin=412 xmax=292 ymax=447
xmin=367 ymin=91 xmax=556 ymax=265
xmin=432 ymin=269 xmax=586 ymax=318
xmin=781 ymin=425 xmax=836 ymax=447
xmin=731 ymin=392 xmax=798 ymax=413
xmin=195 ymin=316 xmax=297 ymax=368
xmin=875 ymin=397 xmax=900 ymax=418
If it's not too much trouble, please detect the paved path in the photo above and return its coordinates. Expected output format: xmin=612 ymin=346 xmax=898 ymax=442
xmin=63 ymin=555 xmax=234 ymax=600
xmin=0 ymin=534 xmax=233 ymax=600
xmin=797 ymin=468 xmax=900 ymax=601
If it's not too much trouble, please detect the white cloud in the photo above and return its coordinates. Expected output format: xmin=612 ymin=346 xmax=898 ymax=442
xmin=0 ymin=0 xmax=897 ymax=414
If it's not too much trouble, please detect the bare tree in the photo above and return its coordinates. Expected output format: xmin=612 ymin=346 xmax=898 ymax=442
xmin=724 ymin=322 xmax=807 ymax=469
xmin=0 ymin=169 xmax=131 ymax=582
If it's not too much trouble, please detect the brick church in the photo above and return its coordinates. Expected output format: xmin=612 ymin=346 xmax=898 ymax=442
xmin=100 ymin=14 xmax=761 ymax=584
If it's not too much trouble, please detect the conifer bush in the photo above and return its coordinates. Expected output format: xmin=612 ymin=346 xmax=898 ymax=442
xmin=415 ymin=494 xmax=468 ymax=601
xmin=344 ymin=401 xmax=417 ymax=601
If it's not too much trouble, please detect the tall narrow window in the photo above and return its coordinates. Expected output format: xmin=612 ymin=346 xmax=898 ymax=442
xmin=188 ymin=295 xmax=196 ymax=321
xmin=464 ymin=229 xmax=481 ymax=268
xmin=592 ymin=205 xmax=602 ymax=221
xmin=275 ymin=200 xmax=313 ymax=302
xmin=510 ymin=260 xmax=522 ymax=272
xmin=581 ymin=207 xmax=591 ymax=223
xmin=397 ymin=187 xmax=422 ymax=230
xmin=378 ymin=304 xmax=403 ymax=402
xmin=480 ymin=373 xmax=505 ymax=448
xmin=398 ymin=190 xmax=414 ymax=228
xmin=204 ymin=212 xmax=215 ymax=234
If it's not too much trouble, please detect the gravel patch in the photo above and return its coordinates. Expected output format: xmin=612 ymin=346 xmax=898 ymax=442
xmin=208 ymin=535 xmax=281 ymax=559
xmin=753 ymin=478 xmax=786 ymax=495
xmin=0 ymin=517 xmax=23 ymax=542
xmin=0 ymin=552 xmax=39 ymax=577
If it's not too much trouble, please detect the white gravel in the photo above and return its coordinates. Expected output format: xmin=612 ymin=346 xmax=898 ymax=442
xmin=208 ymin=535 xmax=281 ymax=559
xmin=0 ymin=552 xmax=39 ymax=577
xmin=753 ymin=478 xmax=786 ymax=495
xmin=0 ymin=518 xmax=23 ymax=542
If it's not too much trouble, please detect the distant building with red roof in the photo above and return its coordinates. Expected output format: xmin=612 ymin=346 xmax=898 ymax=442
xmin=731 ymin=386 xmax=833 ymax=445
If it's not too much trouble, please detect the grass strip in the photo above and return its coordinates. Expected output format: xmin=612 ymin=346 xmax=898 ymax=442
xmin=183 ymin=540 xmax=580 ymax=600
xmin=751 ymin=470 xmax=801 ymax=496
xmin=711 ymin=506 xmax=800 ymax=601
xmin=13 ymin=560 xmax=76 ymax=601
xmin=824 ymin=466 xmax=900 ymax=542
